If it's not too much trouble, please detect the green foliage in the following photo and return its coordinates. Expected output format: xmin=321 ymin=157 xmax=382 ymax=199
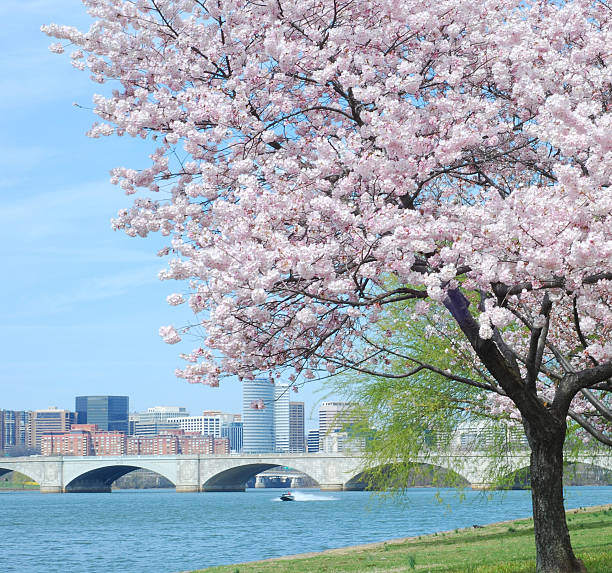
xmin=326 ymin=280 xmax=607 ymax=492
xmin=331 ymin=289 xmax=525 ymax=492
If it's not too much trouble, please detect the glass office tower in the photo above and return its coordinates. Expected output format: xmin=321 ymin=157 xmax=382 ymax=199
xmin=75 ymin=396 xmax=129 ymax=433
xmin=222 ymin=421 xmax=244 ymax=453
xmin=289 ymin=402 xmax=305 ymax=453
xmin=242 ymin=379 xmax=275 ymax=453
xmin=274 ymin=384 xmax=290 ymax=453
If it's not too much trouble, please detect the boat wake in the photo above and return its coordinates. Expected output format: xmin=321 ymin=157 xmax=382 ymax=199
xmin=273 ymin=491 xmax=338 ymax=502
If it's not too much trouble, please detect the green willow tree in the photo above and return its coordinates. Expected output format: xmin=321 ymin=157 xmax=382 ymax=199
xmin=332 ymin=289 xmax=594 ymax=493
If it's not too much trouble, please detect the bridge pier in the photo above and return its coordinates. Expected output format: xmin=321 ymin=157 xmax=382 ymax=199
xmin=201 ymin=484 xmax=246 ymax=492
xmin=319 ymin=483 xmax=345 ymax=491
xmin=176 ymin=484 xmax=201 ymax=493
xmin=343 ymin=483 xmax=366 ymax=491
xmin=68 ymin=485 xmax=112 ymax=493
xmin=470 ymin=483 xmax=497 ymax=490
xmin=40 ymin=485 xmax=64 ymax=494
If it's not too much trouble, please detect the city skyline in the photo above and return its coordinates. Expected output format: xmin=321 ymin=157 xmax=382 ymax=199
xmin=0 ymin=394 xmax=323 ymax=432
xmin=0 ymin=1 xmax=333 ymax=430
xmin=1 ymin=395 xmax=352 ymax=455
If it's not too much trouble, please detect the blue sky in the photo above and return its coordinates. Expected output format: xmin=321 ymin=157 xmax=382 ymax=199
xmin=0 ymin=0 xmax=327 ymax=428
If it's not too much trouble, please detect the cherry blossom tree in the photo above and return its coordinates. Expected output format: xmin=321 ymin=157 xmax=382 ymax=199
xmin=44 ymin=1 xmax=611 ymax=571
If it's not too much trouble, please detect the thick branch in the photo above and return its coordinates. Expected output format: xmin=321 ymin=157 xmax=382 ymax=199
xmin=575 ymin=361 xmax=612 ymax=390
xmin=526 ymin=294 xmax=552 ymax=390
xmin=554 ymin=361 xmax=612 ymax=418
xmin=442 ymin=288 xmax=557 ymax=432
xmin=573 ymin=296 xmax=599 ymax=366
xmin=443 ymin=289 xmax=521 ymax=389
xmin=492 ymin=272 xmax=612 ymax=302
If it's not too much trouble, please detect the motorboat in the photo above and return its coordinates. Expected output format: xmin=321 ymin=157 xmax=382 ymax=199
xmin=280 ymin=491 xmax=295 ymax=501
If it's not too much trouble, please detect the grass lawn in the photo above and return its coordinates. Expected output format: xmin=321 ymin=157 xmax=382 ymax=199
xmin=191 ymin=505 xmax=612 ymax=573
xmin=0 ymin=481 xmax=39 ymax=490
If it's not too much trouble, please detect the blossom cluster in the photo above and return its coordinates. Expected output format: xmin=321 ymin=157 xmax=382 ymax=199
xmin=44 ymin=0 xmax=611 ymax=430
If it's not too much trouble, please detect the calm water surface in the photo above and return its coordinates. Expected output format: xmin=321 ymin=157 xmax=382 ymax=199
xmin=1 ymin=486 xmax=610 ymax=573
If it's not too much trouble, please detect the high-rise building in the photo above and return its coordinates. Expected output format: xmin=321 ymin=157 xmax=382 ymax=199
xmin=75 ymin=396 xmax=129 ymax=434
xmin=289 ymin=402 xmax=305 ymax=453
xmin=242 ymin=378 xmax=275 ymax=453
xmin=0 ymin=410 xmax=30 ymax=454
xmin=30 ymin=408 xmax=75 ymax=450
xmin=307 ymin=429 xmax=320 ymax=453
xmin=274 ymin=384 xmax=290 ymax=453
xmin=130 ymin=406 xmax=189 ymax=436
xmin=318 ymin=401 xmax=358 ymax=452
xmin=222 ymin=421 xmax=243 ymax=453
xmin=0 ymin=410 xmax=4 ymax=452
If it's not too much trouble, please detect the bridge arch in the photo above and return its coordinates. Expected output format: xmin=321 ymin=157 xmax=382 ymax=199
xmin=203 ymin=463 xmax=280 ymax=492
xmin=62 ymin=459 xmax=179 ymax=493
xmin=344 ymin=461 xmax=471 ymax=491
xmin=64 ymin=464 xmax=176 ymax=493
xmin=496 ymin=459 xmax=612 ymax=490
xmin=0 ymin=463 xmax=43 ymax=485
xmin=565 ymin=453 xmax=612 ymax=473
xmin=563 ymin=461 xmax=612 ymax=485
xmin=202 ymin=462 xmax=321 ymax=492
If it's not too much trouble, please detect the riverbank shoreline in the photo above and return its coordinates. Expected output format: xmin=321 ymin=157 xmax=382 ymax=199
xmin=0 ymin=485 xmax=39 ymax=491
xmin=192 ymin=503 xmax=612 ymax=573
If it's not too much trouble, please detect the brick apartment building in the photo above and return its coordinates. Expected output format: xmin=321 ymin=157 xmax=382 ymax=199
xmin=41 ymin=428 xmax=91 ymax=456
xmin=41 ymin=424 xmax=125 ymax=456
xmin=127 ymin=434 xmax=179 ymax=455
xmin=42 ymin=426 xmax=230 ymax=456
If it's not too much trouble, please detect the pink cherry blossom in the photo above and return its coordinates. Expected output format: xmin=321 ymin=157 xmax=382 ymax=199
xmin=166 ymin=293 xmax=185 ymax=306
xmin=159 ymin=325 xmax=181 ymax=345
xmin=45 ymin=3 xmax=612 ymax=567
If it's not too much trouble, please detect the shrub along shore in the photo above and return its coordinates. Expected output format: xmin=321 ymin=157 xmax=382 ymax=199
xmin=192 ymin=504 xmax=612 ymax=573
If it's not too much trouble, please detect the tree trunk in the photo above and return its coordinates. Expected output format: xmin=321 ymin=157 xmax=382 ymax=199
xmin=528 ymin=429 xmax=586 ymax=573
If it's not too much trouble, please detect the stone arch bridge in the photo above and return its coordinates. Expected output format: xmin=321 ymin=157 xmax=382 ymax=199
xmin=1 ymin=451 xmax=610 ymax=493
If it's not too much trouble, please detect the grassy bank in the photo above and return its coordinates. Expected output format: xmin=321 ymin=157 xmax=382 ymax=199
xmin=0 ymin=481 xmax=39 ymax=490
xmin=192 ymin=505 xmax=612 ymax=573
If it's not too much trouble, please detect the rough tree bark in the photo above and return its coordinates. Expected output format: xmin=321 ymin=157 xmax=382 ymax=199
xmin=444 ymin=288 xmax=592 ymax=572
xmin=524 ymin=418 xmax=586 ymax=573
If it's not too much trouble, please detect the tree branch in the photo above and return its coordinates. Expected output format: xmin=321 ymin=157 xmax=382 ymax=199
xmin=568 ymin=410 xmax=612 ymax=447
xmin=526 ymin=294 xmax=552 ymax=390
xmin=580 ymin=388 xmax=612 ymax=423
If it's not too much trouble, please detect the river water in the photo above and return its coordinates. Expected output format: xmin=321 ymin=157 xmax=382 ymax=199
xmin=1 ymin=486 xmax=610 ymax=573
